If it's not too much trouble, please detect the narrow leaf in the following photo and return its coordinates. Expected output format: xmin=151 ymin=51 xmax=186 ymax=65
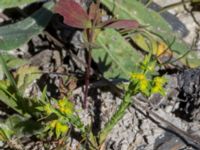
xmin=0 ymin=55 xmax=17 ymax=89
xmin=105 ymin=19 xmax=139 ymax=29
xmin=0 ymin=123 xmax=13 ymax=141
xmin=0 ymin=54 xmax=27 ymax=80
xmin=55 ymin=0 xmax=91 ymax=29
xmin=0 ymin=81 xmax=23 ymax=114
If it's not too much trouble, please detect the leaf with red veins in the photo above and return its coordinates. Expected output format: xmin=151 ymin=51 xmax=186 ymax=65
xmin=103 ymin=19 xmax=139 ymax=29
xmin=55 ymin=0 xmax=91 ymax=29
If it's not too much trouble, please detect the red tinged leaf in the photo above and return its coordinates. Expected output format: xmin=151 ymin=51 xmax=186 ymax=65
xmin=103 ymin=19 xmax=139 ymax=29
xmin=88 ymin=2 xmax=97 ymax=20
xmin=55 ymin=0 xmax=91 ymax=29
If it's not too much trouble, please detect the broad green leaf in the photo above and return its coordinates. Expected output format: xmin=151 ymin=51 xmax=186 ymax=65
xmin=93 ymin=29 xmax=143 ymax=80
xmin=0 ymin=0 xmax=38 ymax=9
xmin=0 ymin=1 xmax=54 ymax=50
xmin=101 ymin=0 xmax=200 ymax=67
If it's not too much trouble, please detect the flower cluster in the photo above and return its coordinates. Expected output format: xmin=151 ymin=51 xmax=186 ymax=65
xmin=151 ymin=76 xmax=166 ymax=95
xmin=39 ymin=98 xmax=75 ymax=138
xmin=57 ymin=99 xmax=74 ymax=116
xmin=49 ymin=119 xmax=69 ymax=138
xmin=130 ymin=56 xmax=166 ymax=97
xmin=131 ymin=73 xmax=149 ymax=92
xmin=130 ymin=72 xmax=166 ymax=96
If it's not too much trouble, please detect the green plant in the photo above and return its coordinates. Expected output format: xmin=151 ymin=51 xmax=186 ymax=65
xmin=55 ymin=0 xmax=140 ymax=108
xmin=54 ymin=0 xmax=167 ymax=149
xmin=0 ymin=57 xmax=85 ymax=147
xmin=37 ymin=96 xmax=85 ymax=139
xmin=0 ymin=0 xmax=199 ymax=149
xmin=98 ymin=55 xmax=166 ymax=145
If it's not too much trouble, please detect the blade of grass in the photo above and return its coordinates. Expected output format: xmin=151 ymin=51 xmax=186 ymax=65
xmin=0 ymin=54 xmax=17 ymax=90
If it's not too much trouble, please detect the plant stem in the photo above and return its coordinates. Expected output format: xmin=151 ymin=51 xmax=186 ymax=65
xmin=145 ymin=0 xmax=153 ymax=7
xmin=83 ymin=0 xmax=101 ymax=109
xmin=99 ymin=91 xmax=132 ymax=144
xmin=84 ymin=42 xmax=92 ymax=109
xmin=158 ymin=0 xmax=192 ymax=14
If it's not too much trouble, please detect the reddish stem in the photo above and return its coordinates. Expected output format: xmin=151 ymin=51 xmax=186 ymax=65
xmin=83 ymin=0 xmax=101 ymax=109
xmin=83 ymin=43 xmax=92 ymax=109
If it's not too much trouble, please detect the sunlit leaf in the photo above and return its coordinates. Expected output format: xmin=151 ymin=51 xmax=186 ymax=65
xmin=0 ymin=0 xmax=38 ymax=9
xmin=93 ymin=29 xmax=143 ymax=79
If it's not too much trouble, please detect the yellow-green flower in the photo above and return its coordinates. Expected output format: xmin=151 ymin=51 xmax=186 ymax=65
xmin=146 ymin=62 xmax=156 ymax=72
xmin=139 ymin=79 xmax=148 ymax=91
xmin=58 ymin=99 xmax=74 ymax=116
xmin=153 ymin=77 xmax=166 ymax=86
xmin=131 ymin=73 xmax=146 ymax=81
xmin=130 ymin=73 xmax=149 ymax=92
xmin=58 ymin=99 xmax=66 ymax=108
xmin=151 ymin=76 xmax=166 ymax=95
xmin=49 ymin=120 xmax=57 ymax=128
xmin=48 ymin=120 xmax=69 ymax=138
xmin=55 ymin=121 xmax=69 ymax=133
xmin=151 ymin=86 xmax=165 ymax=95
xmin=151 ymin=85 xmax=162 ymax=93
xmin=44 ymin=104 xmax=52 ymax=115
